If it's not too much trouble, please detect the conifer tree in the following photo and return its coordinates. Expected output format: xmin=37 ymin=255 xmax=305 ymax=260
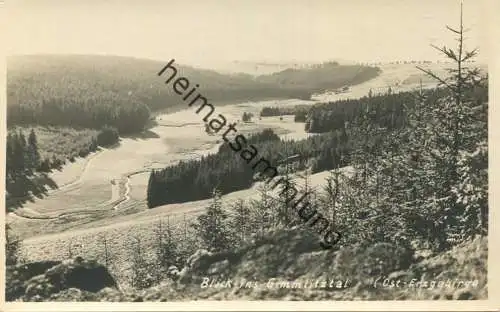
xmin=192 ymin=188 xmax=233 ymax=252
xmin=413 ymin=2 xmax=487 ymax=248
xmin=27 ymin=129 xmax=41 ymax=173
xmin=153 ymin=217 xmax=179 ymax=277
xmin=251 ymin=181 xmax=275 ymax=236
xmin=13 ymin=131 xmax=27 ymax=175
xmin=231 ymin=198 xmax=251 ymax=244
xmin=5 ymin=224 xmax=22 ymax=265
xmin=147 ymin=170 xmax=156 ymax=208
xmin=129 ymin=236 xmax=155 ymax=289
xmin=292 ymin=168 xmax=318 ymax=228
xmin=275 ymin=142 xmax=297 ymax=226
xmin=322 ymin=168 xmax=341 ymax=229
xmin=6 ymin=133 xmax=14 ymax=180
xmin=147 ymin=170 xmax=162 ymax=208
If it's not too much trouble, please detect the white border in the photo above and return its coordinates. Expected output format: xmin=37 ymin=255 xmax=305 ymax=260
xmin=1 ymin=0 xmax=498 ymax=310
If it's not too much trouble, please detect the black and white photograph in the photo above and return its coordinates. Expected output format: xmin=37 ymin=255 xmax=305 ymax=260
xmin=1 ymin=0 xmax=497 ymax=310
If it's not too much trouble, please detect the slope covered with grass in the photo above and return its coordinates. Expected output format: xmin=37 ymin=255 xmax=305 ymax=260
xmin=5 ymin=229 xmax=487 ymax=301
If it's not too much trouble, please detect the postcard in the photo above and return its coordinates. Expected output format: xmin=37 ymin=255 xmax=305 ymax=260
xmin=1 ymin=0 xmax=498 ymax=311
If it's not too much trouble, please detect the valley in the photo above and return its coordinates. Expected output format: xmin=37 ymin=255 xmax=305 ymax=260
xmin=7 ymin=62 xmax=449 ymax=258
xmin=3 ymin=0 xmax=491 ymax=303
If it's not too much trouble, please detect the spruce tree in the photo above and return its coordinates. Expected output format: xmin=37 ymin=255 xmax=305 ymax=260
xmin=5 ymin=224 xmax=22 ymax=265
xmin=153 ymin=217 xmax=179 ymax=278
xmin=250 ymin=181 xmax=275 ymax=236
xmin=6 ymin=133 xmax=14 ymax=180
xmin=147 ymin=170 xmax=160 ymax=208
xmin=231 ymin=198 xmax=251 ymax=244
xmin=414 ymin=2 xmax=487 ymax=248
xmin=27 ymin=129 xmax=41 ymax=173
xmin=322 ymin=168 xmax=341 ymax=229
xmin=275 ymin=141 xmax=298 ymax=226
xmin=13 ymin=131 xmax=27 ymax=175
xmin=129 ymin=236 xmax=155 ymax=289
xmin=192 ymin=188 xmax=233 ymax=252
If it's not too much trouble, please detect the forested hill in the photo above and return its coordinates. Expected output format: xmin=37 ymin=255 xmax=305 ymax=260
xmin=7 ymin=55 xmax=380 ymax=133
xmin=7 ymin=55 xmax=264 ymax=133
xmin=256 ymin=61 xmax=380 ymax=92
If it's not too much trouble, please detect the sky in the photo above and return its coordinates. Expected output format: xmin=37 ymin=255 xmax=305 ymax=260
xmin=5 ymin=0 xmax=488 ymax=69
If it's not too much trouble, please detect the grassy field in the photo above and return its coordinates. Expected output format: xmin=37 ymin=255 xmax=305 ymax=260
xmin=15 ymin=168 xmax=346 ymax=286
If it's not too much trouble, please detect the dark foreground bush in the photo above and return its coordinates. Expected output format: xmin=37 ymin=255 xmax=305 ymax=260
xmin=6 ymin=257 xmax=118 ymax=301
xmin=97 ymin=126 xmax=119 ymax=147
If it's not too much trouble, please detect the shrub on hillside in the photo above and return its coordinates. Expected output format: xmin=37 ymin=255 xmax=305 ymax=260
xmin=191 ymin=189 xmax=234 ymax=252
xmin=5 ymin=224 xmax=22 ymax=265
xmin=242 ymin=112 xmax=253 ymax=122
xmin=38 ymin=157 xmax=51 ymax=172
xmin=97 ymin=126 xmax=119 ymax=147
xmin=51 ymin=155 xmax=64 ymax=169
xmin=294 ymin=110 xmax=308 ymax=122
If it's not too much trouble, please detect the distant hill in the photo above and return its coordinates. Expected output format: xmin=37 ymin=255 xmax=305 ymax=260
xmin=211 ymin=59 xmax=360 ymax=75
xmin=7 ymin=54 xmax=273 ymax=113
xmin=7 ymin=55 xmax=380 ymax=131
xmin=256 ymin=62 xmax=381 ymax=92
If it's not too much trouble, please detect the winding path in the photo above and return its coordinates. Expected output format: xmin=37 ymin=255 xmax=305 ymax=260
xmin=111 ymin=150 xmax=212 ymax=210
xmin=112 ymin=169 xmax=150 ymax=210
xmin=9 ymin=147 xmax=212 ymax=221
xmin=157 ymin=122 xmax=201 ymax=128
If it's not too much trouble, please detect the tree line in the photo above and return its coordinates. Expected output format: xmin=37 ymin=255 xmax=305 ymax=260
xmin=146 ymin=89 xmax=451 ymax=208
xmin=7 ymin=96 xmax=151 ymax=135
xmin=302 ymin=88 xmax=450 ymax=133
xmin=6 ymin=126 xmax=121 ymax=180
xmin=147 ymin=123 xmax=357 ymax=208
xmin=260 ymin=105 xmax=309 ymax=118
xmin=5 ymin=126 xmax=121 ymax=206
xmin=6 ymin=129 xmax=44 ymax=180
xmin=147 ymin=129 xmax=280 ymax=207
xmin=5 ymin=128 xmax=89 ymax=201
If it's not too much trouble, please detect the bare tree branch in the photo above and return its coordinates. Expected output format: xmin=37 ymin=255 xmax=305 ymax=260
xmin=446 ymin=25 xmax=461 ymax=34
xmin=416 ymin=66 xmax=454 ymax=91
